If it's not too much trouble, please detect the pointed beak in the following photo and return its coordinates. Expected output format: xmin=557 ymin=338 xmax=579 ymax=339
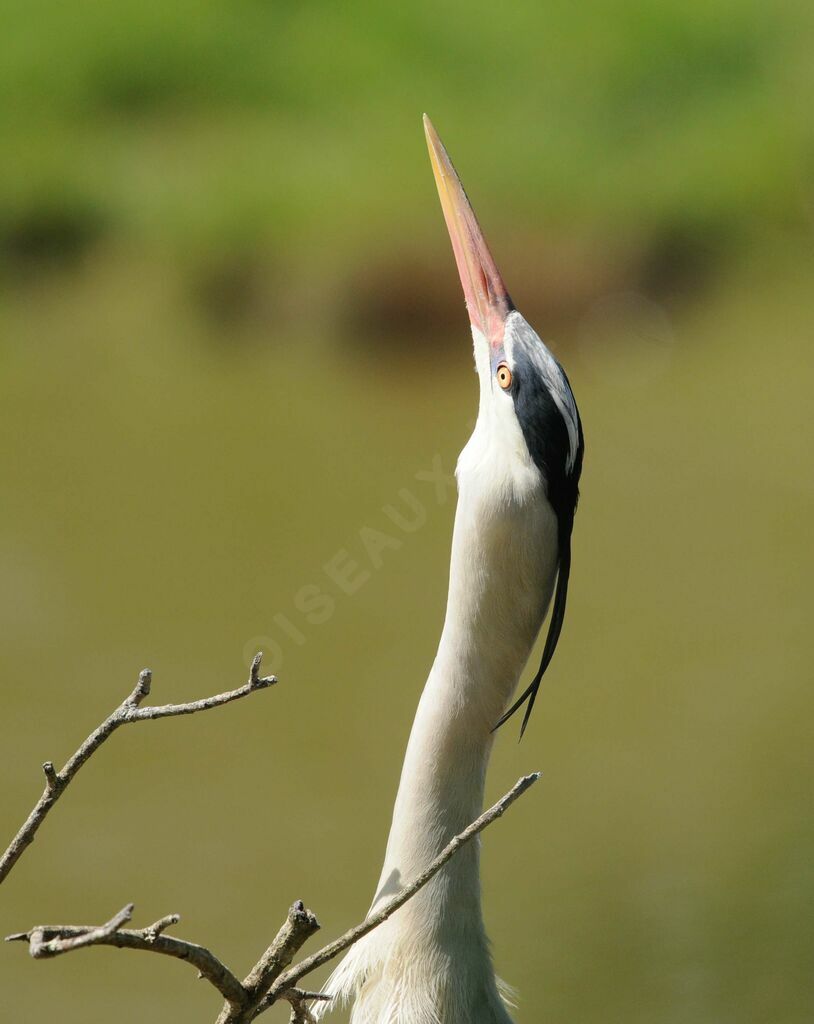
xmin=423 ymin=114 xmax=513 ymax=349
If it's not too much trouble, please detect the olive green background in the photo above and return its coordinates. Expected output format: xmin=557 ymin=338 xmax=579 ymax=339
xmin=1 ymin=2 xmax=812 ymax=1021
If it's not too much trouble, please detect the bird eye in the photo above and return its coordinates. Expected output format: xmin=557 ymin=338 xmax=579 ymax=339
xmin=496 ymin=363 xmax=512 ymax=390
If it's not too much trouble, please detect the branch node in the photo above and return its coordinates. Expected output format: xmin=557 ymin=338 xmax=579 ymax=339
xmin=142 ymin=913 xmax=180 ymax=943
xmin=249 ymin=651 xmax=277 ymax=690
xmin=42 ymin=762 xmax=59 ymax=793
xmin=127 ymin=669 xmax=153 ymax=707
xmin=284 ymin=988 xmax=319 ymax=1024
xmin=29 ymin=928 xmax=46 ymax=957
xmin=289 ymin=900 xmax=320 ymax=932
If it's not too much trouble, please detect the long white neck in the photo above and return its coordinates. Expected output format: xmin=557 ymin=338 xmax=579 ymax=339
xmin=375 ymin=455 xmax=558 ymax=910
xmin=323 ymin=379 xmax=560 ymax=1024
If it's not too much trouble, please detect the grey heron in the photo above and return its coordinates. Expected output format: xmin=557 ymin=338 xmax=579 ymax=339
xmin=320 ymin=116 xmax=584 ymax=1024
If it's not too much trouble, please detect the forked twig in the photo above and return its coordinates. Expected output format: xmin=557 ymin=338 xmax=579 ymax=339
xmin=6 ymin=775 xmax=541 ymax=1022
xmin=0 ymin=653 xmax=276 ymax=886
xmin=7 ymin=905 xmax=245 ymax=1005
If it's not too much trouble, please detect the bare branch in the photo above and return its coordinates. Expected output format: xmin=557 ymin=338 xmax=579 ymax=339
xmin=0 ymin=653 xmax=277 ymax=886
xmin=5 ymin=775 xmax=540 ymax=1022
xmin=259 ymin=773 xmax=541 ymax=1012
xmin=5 ymin=906 xmax=246 ymax=1006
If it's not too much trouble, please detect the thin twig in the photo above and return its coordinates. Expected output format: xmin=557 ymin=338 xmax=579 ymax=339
xmin=284 ymin=990 xmax=318 ymax=1024
xmin=261 ymin=773 xmax=541 ymax=1010
xmin=6 ymin=906 xmax=246 ymax=1006
xmin=284 ymin=990 xmax=331 ymax=1003
xmin=30 ymin=903 xmax=134 ymax=955
xmin=0 ymin=653 xmax=276 ymax=886
xmin=142 ymin=913 xmax=181 ymax=942
xmin=278 ymin=987 xmax=331 ymax=1022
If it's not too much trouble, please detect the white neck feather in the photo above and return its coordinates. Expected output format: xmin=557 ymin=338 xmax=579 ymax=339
xmin=322 ymin=393 xmax=559 ymax=1023
xmin=377 ymin=471 xmax=557 ymax=899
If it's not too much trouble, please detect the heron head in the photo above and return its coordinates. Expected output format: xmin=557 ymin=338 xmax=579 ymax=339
xmin=423 ymin=115 xmax=582 ymax=501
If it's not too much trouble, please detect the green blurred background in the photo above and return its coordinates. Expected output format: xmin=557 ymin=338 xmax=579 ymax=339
xmin=1 ymin=2 xmax=812 ymax=1021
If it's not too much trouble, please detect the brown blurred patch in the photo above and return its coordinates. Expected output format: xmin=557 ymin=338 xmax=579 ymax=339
xmin=341 ymin=239 xmax=637 ymax=353
xmin=191 ymin=251 xmax=283 ymax=341
xmin=503 ymin=236 xmax=638 ymax=337
xmin=636 ymin=220 xmax=733 ymax=304
xmin=341 ymin=254 xmax=464 ymax=349
xmin=340 ymin=220 xmax=735 ymax=357
xmin=0 ymin=201 xmax=107 ymax=280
